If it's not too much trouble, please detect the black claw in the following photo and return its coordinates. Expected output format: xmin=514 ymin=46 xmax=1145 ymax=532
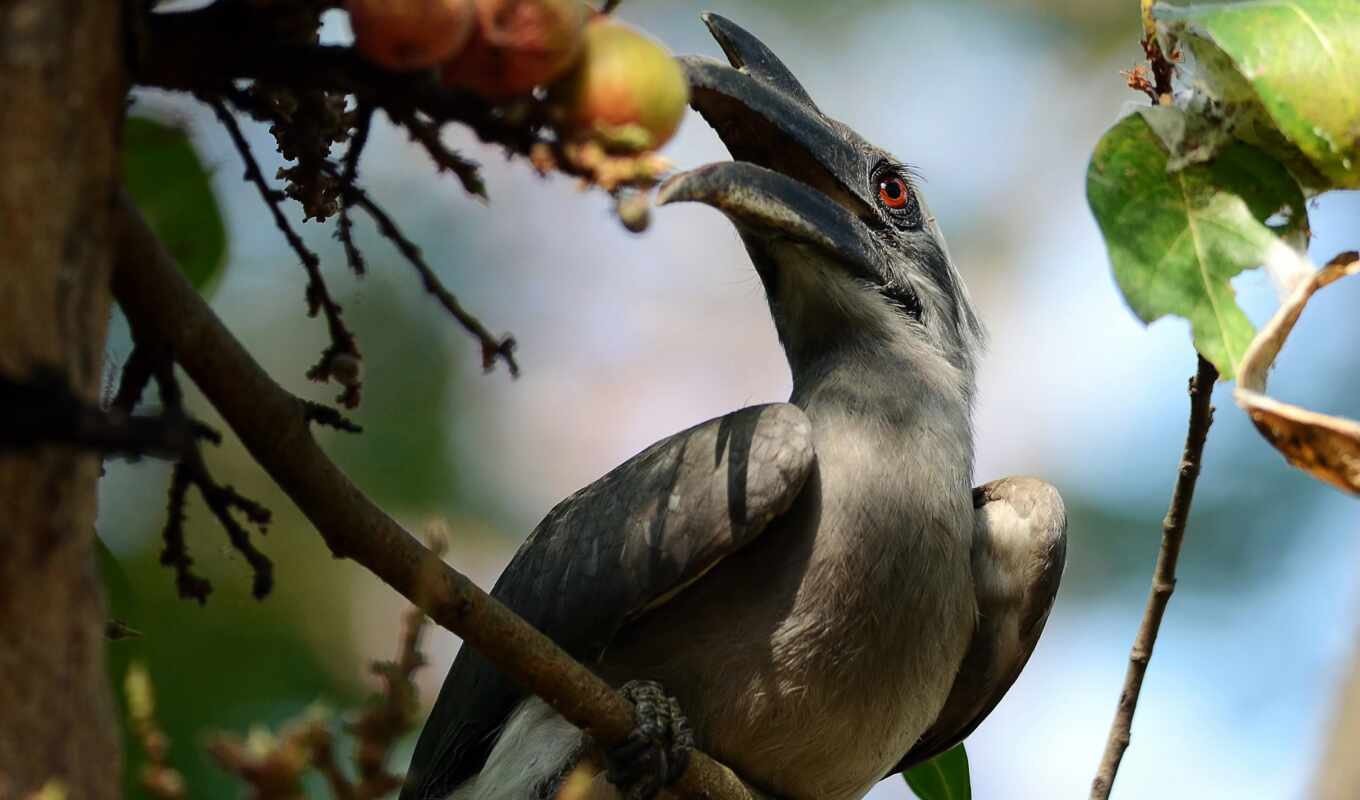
xmin=605 ymin=680 xmax=694 ymax=800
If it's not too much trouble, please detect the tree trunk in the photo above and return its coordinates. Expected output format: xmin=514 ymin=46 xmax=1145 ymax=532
xmin=0 ymin=0 xmax=126 ymax=796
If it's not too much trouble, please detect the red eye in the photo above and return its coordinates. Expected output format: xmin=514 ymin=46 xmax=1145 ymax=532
xmin=878 ymin=176 xmax=910 ymax=209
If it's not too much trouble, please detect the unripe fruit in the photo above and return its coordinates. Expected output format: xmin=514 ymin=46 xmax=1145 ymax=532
xmin=552 ymin=19 xmax=688 ymax=153
xmin=441 ymin=0 xmax=588 ymax=100
xmin=348 ymin=0 xmax=476 ymax=72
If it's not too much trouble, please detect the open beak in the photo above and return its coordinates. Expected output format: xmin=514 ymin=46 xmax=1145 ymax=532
xmin=657 ymin=14 xmax=882 ymax=280
xmin=657 ymin=162 xmax=877 ymax=272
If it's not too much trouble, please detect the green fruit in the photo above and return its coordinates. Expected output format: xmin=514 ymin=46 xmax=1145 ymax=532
xmin=552 ymin=19 xmax=688 ymax=153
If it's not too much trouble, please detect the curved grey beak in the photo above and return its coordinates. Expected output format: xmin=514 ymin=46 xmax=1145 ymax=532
xmin=657 ymin=163 xmax=878 ymax=277
xmin=659 ymin=14 xmax=882 ymax=280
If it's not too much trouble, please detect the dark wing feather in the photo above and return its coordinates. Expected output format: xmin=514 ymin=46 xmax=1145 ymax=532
xmin=897 ymin=476 xmax=1067 ymax=771
xmin=401 ymin=403 xmax=816 ymax=800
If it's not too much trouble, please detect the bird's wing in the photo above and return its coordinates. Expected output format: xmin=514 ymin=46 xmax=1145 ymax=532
xmin=896 ymin=476 xmax=1067 ymax=772
xmin=401 ymin=403 xmax=816 ymax=800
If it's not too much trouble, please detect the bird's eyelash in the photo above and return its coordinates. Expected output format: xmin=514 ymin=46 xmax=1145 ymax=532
xmin=872 ymin=159 xmax=926 ymax=185
xmin=861 ymin=278 xmax=924 ymax=321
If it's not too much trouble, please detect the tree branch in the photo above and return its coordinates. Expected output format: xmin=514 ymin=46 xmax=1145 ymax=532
xmin=1090 ymin=355 xmax=1218 ymax=799
xmin=0 ymin=368 xmax=191 ymax=459
xmin=111 ymin=193 xmax=764 ymax=800
xmin=133 ymin=5 xmax=666 ymax=191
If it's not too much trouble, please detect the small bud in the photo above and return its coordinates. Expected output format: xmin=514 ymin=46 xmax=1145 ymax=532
xmin=615 ymin=191 xmax=650 ymax=233
xmin=330 ymin=353 xmax=364 ymax=389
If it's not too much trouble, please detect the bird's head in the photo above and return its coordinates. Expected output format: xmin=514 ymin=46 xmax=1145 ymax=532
xmin=660 ymin=14 xmax=984 ymax=407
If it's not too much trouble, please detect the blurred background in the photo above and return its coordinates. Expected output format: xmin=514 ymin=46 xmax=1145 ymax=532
xmin=100 ymin=0 xmax=1360 ymax=797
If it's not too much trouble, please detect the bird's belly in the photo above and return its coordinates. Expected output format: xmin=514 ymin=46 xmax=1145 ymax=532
xmin=600 ymin=519 xmax=975 ymax=800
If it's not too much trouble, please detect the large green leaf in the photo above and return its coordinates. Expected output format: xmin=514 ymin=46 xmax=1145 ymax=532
xmin=122 ymin=116 xmax=227 ymax=291
xmin=904 ymin=744 xmax=971 ymax=800
xmin=1087 ymin=108 xmax=1305 ymax=379
xmin=1156 ymin=0 xmax=1360 ymax=189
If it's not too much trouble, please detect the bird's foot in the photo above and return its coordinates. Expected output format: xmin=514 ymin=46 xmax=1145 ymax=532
xmin=604 ymin=680 xmax=694 ymax=800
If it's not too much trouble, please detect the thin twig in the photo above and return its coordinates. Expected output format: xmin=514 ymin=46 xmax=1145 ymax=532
xmin=150 ymin=351 xmax=275 ymax=603
xmin=1090 ymin=355 xmax=1218 ymax=799
xmin=114 ymin=329 xmax=277 ymax=602
xmin=331 ymin=172 xmax=520 ymax=376
xmin=303 ymin=399 xmax=363 ymax=433
xmin=339 ymin=104 xmax=373 ymax=277
xmin=113 ymin=192 xmax=766 ymax=800
xmin=226 ymin=86 xmax=516 ymax=378
xmin=112 ymin=343 xmax=158 ymax=414
xmin=1140 ymin=0 xmax=1177 ymax=107
xmin=208 ymin=95 xmax=364 ymax=407
xmin=386 ymin=107 xmax=486 ymax=198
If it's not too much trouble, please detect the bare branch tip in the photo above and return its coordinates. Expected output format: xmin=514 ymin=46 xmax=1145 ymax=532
xmin=304 ymin=400 xmax=364 ymax=434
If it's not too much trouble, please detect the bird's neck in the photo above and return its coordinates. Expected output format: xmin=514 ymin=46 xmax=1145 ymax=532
xmin=787 ymin=347 xmax=978 ymax=633
xmin=789 ymin=346 xmax=976 ymax=489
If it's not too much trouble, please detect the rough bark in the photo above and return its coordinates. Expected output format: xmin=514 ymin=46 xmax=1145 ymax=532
xmin=0 ymin=0 xmax=126 ymax=796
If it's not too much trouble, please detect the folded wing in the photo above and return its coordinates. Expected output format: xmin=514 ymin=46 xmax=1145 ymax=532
xmin=898 ymin=476 xmax=1068 ymax=770
xmin=401 ymin=403 xmax=817 ymax=800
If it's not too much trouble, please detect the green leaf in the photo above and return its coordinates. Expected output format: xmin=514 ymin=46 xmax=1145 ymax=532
xmin=904 ymin=744 xmax=971 ymax=800
xmin=1087 ymin=109 xmax=1306 ymax=379
xmin=122 ymin=116 xmax=227 ymax=291
xmin=1156 ymin=0 xmax=1360 ymax=189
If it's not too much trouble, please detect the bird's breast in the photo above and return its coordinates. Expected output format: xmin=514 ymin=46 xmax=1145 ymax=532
xmin=750 ymin=449 xmax=975 ymax=797
xmin=601 ymin=430 xmax=977 ymax=800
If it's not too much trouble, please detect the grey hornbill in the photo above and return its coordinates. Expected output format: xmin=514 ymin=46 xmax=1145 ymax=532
xmin=401 ymin=14 xmax=1067 ymax=800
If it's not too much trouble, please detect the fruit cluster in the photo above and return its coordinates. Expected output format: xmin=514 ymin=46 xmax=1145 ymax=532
xmin=347 ymin=0 xmax=688 ymax=154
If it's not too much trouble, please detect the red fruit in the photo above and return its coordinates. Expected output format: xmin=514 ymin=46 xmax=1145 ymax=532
xmin=348 ymin=0 xmax=476 ymax=72
xmin=552 ymin=19 xmax=688 ymax=153
xmin=441 ymin=0 xmax=588 ymax=100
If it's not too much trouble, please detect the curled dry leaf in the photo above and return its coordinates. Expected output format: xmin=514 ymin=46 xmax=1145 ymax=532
xmin=1234 ymin=251 xmax=1360 ymax=495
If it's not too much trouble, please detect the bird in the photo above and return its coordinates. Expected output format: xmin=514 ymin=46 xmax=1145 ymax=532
xmin=400 ymin=13 xmax=1067 ymax=800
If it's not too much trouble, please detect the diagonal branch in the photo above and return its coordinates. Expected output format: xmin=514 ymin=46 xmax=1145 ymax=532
xmin=111 ymin=193 xmax=763 ymax=800
xmin=1090 ymin=355 xmax=1218 ymax=799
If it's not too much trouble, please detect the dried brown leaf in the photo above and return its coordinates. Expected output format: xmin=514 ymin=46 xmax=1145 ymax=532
xmin=1235 ymin=251 xmax=1360 ymax=494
